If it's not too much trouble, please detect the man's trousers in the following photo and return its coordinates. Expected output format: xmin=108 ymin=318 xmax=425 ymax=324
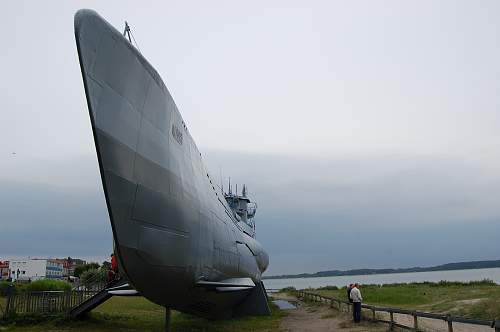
xmin=353 ymin=302 xmax=361 ymax=322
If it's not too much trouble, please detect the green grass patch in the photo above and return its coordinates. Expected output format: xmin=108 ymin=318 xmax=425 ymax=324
xmin=1 ymin=296 xmax=286 ymax=332
xmin=24 ymin=280 xmax=71 ymax=292
xmin=278 ymin=286 xmax=296 ymax=293
xmin=1 ymin=296 xmax=6 ymax=316
xmin=1 ymin=280 xmax=71 ymax=295
xmin=309 ymin=280 xmax=500 ymax=320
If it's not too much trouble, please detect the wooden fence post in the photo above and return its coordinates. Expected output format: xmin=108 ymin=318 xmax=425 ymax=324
xmin=447 ymin=315 xmax=453 ymax=332
xmin=5 ymin=284 xmax=16 ymax=318
xmin=389 ymin=311 xmax=394 ymax=331
xmin=330 ymin=299 xmax=333 ymax=308
xmin=372 ymin=308 xmax=376 ymax=321
xmin=65 ymin=291 xmax=71 ymax=311
xmin=413 ymin=312 xmax=418 ymax=331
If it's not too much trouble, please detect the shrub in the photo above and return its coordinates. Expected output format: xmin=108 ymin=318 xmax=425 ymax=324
xmin=428 ymin=279 xmax=496 ymax=287
xmin=279 ymin=286 xmax=296 ymax=293
xmin=80 ymin=268 xmax=107 ymax=285
xmin=24 ymin=279 xmax=71 ymax=292
xmin=74 ymin=262 xmax=100 ymax=278
xmin=317 ymin=285 xmax=338 ymax=290
xmin=0 ymin=280 xmax=14 ymax=296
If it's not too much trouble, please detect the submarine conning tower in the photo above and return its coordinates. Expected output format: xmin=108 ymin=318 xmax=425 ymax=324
xmin=224 ymin=184 xmax=258 ymax=237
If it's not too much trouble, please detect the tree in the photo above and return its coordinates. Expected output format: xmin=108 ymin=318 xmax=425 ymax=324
xmin=101 ymin=261 xmax=111 ymax=271
xmin=74 ymin=262 xmax=100 ymax=278
xmin=80 ymin=268 xmax=107 ymax=288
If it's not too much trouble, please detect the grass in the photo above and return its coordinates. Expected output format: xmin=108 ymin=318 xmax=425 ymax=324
xmin=24 ymin=280 xmax=71 ymax=292
xmin=308 ymin=280 xmax=500 ymax=319
xmin=0 ymin=296 xmax=286 ymax=332
xmin=0 ymin=280 xmax=71 ymax=295
xmin=1 ymin=296 xmax=6 ymax=316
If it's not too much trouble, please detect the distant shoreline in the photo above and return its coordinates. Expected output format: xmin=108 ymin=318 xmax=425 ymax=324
xmin=263 ymin=259 xmax=500 ymax=280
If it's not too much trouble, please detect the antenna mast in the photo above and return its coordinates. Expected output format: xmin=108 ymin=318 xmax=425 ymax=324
xmin=123 ymin=21 xmax=141 ymax=51
xmin=220 ymin=167 xmax=223 ymax=193
xmin=123 ymin=21 xmax=132 ymax=42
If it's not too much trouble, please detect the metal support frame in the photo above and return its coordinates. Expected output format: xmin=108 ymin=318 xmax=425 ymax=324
xmin=165 ymin=307 xmax=171 ymax=332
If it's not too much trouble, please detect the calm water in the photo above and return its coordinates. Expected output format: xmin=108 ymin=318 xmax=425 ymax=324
xmin=263 ymin=267 xmax=500 ymax=289
xmin=272 ymin=299 xmax=297 ymax=310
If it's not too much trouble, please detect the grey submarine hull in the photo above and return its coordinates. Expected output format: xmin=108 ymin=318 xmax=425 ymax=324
xmin=74 ymin=9 xmax=269 ymax=318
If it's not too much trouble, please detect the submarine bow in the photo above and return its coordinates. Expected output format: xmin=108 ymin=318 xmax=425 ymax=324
xmin=75 ymin=9 xmax=269 ymax=318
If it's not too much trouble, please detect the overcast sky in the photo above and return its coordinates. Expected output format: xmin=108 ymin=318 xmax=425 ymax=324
xmin=1 ymin=1 xmax=499 ymax=275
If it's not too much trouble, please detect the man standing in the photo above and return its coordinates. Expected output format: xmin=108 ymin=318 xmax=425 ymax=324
xmin=349 ymin=283 xmax=362 ymax=323
xmin=347 ymin=284 xmax=353 ymax=303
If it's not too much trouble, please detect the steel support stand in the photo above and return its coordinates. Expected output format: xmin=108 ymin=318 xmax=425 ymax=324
xmin=165 ymin=307 xmax=171 ymax=332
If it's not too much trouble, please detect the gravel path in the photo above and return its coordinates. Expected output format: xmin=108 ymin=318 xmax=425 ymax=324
xmin=274 ymin=294 xmax=386 ymax=332
xmin=274 ymin=294 xmax=493 ymax=332
xmin=376 ymin=311 xmax=493 ymax=332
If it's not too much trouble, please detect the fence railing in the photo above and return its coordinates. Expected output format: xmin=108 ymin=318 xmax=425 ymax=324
xmin=72 ymin=273 xmax=108 ymax=291
xmin=1 ymin=277 xmax=120 ymax=319
xmin=1 ymin=278 xmax=110 ymax=319
xmin=297 ymin=290 xmax=500 ymax=332
xmin=0 ymin=297 xmax=6 ymax=318
xmin=2 ymin=290 xmax=99 ymax=318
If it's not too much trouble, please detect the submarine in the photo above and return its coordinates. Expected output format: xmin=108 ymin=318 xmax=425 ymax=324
xmin=74 ymin=9 xmax=270 ymax=320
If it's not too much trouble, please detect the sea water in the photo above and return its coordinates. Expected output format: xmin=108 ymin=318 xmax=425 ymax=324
xmin=263 ymin=267 xmax=500 ymax=289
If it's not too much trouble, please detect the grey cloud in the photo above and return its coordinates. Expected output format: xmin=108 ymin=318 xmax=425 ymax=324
xmin=204 ymin=151 xmax=500 ymax=274
xmin=1 ymin=150 xmax=498 ymax=275
xmin=1 ymin=1 xmax=500 ymax=275
xmin=0 ymin=180 xmax=111 ymax=259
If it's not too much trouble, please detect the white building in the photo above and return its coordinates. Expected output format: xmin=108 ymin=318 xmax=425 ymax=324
xmin=9 ymin=259 xmax=64 ymax=281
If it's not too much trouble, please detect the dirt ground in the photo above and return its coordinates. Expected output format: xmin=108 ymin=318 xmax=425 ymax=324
xmin=376 ymin=311 xmax=493 ymax=332
xmin=274 ymin=294 xmax=387 ymax=332
xmin=273 ymin=293 xmax=492 ymax=332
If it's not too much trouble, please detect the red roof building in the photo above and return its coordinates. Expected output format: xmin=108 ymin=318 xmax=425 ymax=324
xmin=0 ymin=261 xmax=10 ymax=280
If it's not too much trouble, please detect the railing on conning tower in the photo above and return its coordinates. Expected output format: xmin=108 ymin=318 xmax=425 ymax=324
xmin=224 ymin=183 xmax=257 ymax=236
xmin=247 ymin=202 xmax=257 ymax=219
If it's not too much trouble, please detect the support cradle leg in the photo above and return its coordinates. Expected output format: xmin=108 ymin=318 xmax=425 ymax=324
xmin=165 ymin=307 xmax=171 ymax=332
